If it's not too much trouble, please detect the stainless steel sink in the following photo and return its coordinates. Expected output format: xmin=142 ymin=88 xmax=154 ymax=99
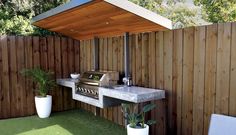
xmin=113 ymin=85 xmax=126 ymax=90
xmin=102 ymin=85 xmax=126 ymax=90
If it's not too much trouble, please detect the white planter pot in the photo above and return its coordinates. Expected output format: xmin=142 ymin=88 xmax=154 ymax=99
xmin=35 ymin=95 xmax=52 ymax=118
xmin=127 ymin=124 xmax=149 ymax=135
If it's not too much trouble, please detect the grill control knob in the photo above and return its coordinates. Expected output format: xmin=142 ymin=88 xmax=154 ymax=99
xmin=81 ymin=88 xmax=85 ymax=92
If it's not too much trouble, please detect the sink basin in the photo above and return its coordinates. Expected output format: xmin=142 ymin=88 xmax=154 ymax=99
xmin=102 ymin=85 xmax=126 ymax=90
xmin=113 ymin=85 xmax=126 ymax=90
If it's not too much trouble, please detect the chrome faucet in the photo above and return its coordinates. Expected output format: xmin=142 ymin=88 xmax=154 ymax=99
xmin=123 ymin=76 xmax=132 ymax=87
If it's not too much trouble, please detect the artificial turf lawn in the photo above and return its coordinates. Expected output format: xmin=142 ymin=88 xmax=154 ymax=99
xmin=0 ymin=109 xmax=126 ymax=135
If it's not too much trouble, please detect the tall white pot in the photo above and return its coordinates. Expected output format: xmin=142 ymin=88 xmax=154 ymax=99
xmin=127 ymin=124 xmax=149 ymax=135
xmin=35 ymin=95 xmax=52 ymax=118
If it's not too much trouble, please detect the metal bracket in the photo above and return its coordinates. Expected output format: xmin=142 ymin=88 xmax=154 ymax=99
xmin=94 ymin=37 xmax=99 ymax=71
xmin=124 ymin=32 xmax=130 ymax=78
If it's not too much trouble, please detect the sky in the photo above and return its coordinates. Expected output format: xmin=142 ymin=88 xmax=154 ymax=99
xmin=186 ymin=0 xmax=194 ymax=5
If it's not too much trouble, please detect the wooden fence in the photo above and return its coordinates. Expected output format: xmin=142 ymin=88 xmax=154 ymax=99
xmin=1 ymin=22 xmax=236 ymax=135
xmin=79 ymin=22 xmax=236 ymax=135
xmin=0 ymin=36 xmax=81 ymax=118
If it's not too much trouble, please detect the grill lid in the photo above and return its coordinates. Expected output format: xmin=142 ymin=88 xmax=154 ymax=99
xmin=79 ymin=71 xmax=119 ymax=87
xmin=76 ymin=70 xmax=119 ymax=99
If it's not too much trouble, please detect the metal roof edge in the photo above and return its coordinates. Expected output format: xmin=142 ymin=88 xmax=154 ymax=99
xmin=104 ymin=0 xmax=173 ymax=30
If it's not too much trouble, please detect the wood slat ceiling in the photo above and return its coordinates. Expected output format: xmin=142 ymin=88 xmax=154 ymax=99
xmin=32 ymin=0 xmax=172 ymax=40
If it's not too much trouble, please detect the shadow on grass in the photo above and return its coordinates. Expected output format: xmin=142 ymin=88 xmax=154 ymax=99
xmin=0 ymin=109 xmax=126 ymax=135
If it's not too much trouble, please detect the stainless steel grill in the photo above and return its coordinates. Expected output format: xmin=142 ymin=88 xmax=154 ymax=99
xmin=76 ymin=71 xmax=119 ymax=99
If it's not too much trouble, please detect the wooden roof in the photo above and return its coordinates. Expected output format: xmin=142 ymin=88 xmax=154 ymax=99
xmin=32 ymin=0 xmax=172 ymax=40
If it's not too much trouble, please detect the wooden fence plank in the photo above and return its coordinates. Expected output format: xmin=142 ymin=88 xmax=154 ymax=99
xmin=155 ymin=31 xmax=166 ymax=135
xmin=79 ymin=40 xmax=86 ymax=110
xmin=74 ymin=40 xmax=81 ymax=108
xmin=61 ymin=37 xmax=69 ymax=111
xmin=83 ymin=40 xmax=89 ymax=111
xmin=89 ymin=39 xmax=93 ymax=112
xmin=25 ymin=36 xmax=34 ymax=115
xmin=140 ymin=33 xmax=149 ymax=129
xmin=47 ymin=36 xmax=57 ymax=111
xmin=40 ymin=37 xmax=48 ymax=70
xmin=192 ymin=26 xmax=206 ymax=135
xmin=156 ymin=32 xmax=164 ymax=89
xmin=148 ymin=32 xmax=156 ymax=88
xmin=182 ymin=27 xmax=194 ymax=135
xmin=215 ymin=23 xmax=231 ymax=114
xmin=99 ymin=38 xmax=104 ymax=117
xmin=55 ymin=37 xmax=63 ymax=111
xmin=68 ymin=38 xmax=76 ymax=109
xmin=203 ymin=24 xmax=217 ymax=135
xmin=82 ymin=40 xmax=88 ymax=111
xmin=173 ymin=29 xmax=183 ymax=135
xmin=9 ymin=36 xmax=18 ymax=117
xmin=0 ymin=36 xmax=2 ymax=119
xmin=86 ymin=40 xmax=91 ymax=71
xmin=102 ymin=38 xmax=108 ymax=119
xmin=107 ymin=37 xmax=113 ymax=121
xmin=17 ymin=36 xmax=26 ymax=116
xmin=229 ymin=23 xmax=236 ymax=116
xmin=90 ymin=39 xmax=96 ymax=114
xmin=80 ymin=40 xmax=84 ymax=73
xmin=131 ymin=35 xmax=136 ymax=85
xmin=74 ymin=40 xmax=80 ymax=74
xmin=141 ymin=33 xmax=149 ymax=87
xmin=33 ymin=37 xmax=40 ymax=68
xmin=32 ymin=37 xmax=40 ymax=114
xmin=117 ymin=36 xmax=124 ymax=125
xmin=99 ymin=38 xmax=104 ymax=70
xmin=91 ymin=39 xmax=94 ymax=70
xmin=112 ymin=37 xmax=118 ymax=124
xmin=164 ymin=30 xmax=173 ymax=134
xmin=1 ymin=36 xmax=10 ymax=118
xmin=148 ymin=32 xmax=156 ymax=135
xmin=135 ymin=34 xmax=142 ymax=86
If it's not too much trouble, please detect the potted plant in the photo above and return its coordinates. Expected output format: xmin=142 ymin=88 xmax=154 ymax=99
xmin=21 ymin=68 xmax=56 ymax=118
xmin=122 ymin=103 xmax=156 ymax=135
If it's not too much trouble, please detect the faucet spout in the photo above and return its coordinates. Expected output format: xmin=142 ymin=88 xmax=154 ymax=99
xmin=123 ymin=76 xmax=132 ymax=87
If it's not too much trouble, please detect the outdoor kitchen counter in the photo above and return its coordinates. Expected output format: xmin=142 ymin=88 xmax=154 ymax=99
xmin=99 ymin=86 xmax=165 ymax=103
xmin=57 ymin=78 xmax=79 ymax=88
xmin=56 ymin=78 xmax=165 ymax=107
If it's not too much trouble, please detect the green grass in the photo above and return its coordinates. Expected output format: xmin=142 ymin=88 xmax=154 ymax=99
xmin=0 ymin=109 xmax=126 ymax=135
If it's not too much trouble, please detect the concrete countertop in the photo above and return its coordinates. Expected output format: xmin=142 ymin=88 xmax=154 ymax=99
xmin=57 ymin=78 xmax=79 ymax=87
xmin=56 ymin=78 xmax=165 ymax=108
xmin=100 ymin=86 xmax=165 ymax=103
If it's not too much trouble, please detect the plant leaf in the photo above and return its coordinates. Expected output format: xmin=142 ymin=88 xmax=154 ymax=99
xmin=147 ymin=120 xmax=156 ymax=125
xmin=142 ymin=104 xmax=156 ymax=113
xmin=21 ymin=68 xmax=55 ymax=97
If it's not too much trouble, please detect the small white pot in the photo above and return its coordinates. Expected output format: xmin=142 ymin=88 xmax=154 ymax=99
xmin=35 ymin=95 xmax=52 ymax=118
xmin=127 ymin=124 xmax=149 ymax=135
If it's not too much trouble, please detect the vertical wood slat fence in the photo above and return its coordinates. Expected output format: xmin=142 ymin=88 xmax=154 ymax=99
xmin=80 ymin=22 xmax=236 ymax=135
xmin=0 ymin=36 xmax=80 ymax=119
xmin=1 ymin=22 xmax=236 ymax=135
